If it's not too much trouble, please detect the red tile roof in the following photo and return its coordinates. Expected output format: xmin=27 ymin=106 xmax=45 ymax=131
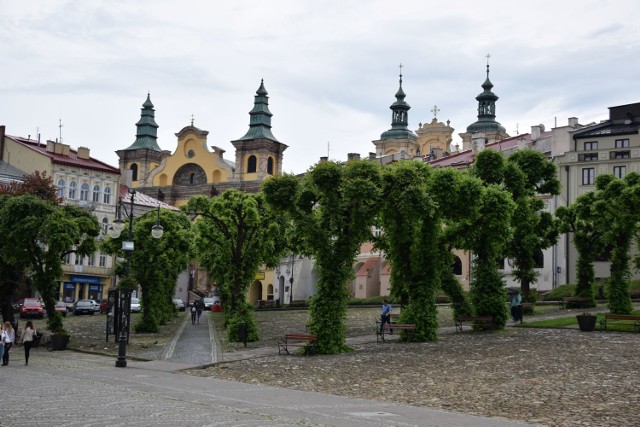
xmin=7 ymin=135 xmax=120 ymax=174
xmin=428 ymin=132 xmax=551 ymax=168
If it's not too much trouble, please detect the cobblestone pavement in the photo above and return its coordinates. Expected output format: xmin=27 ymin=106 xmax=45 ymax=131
xmin=185 ymin=308 xmax=640 ymax=427
xmin=0 ymin=346 xmax=536 ymax=426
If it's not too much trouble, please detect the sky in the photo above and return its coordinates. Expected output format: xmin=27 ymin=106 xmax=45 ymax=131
xmin=2 ymin=0 xmax=640 ymax=174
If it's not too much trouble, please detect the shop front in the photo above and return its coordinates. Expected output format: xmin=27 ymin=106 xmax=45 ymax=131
xmin=61 ymin=275 xmax=106 ymax=303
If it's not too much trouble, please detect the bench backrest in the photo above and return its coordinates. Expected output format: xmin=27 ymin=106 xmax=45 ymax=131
xmin=457 ymin=316 xmax=493 ymax=322
xmin=384 ymin=323 xmax=416 ymax=329
xmin=604 ymin=314 xmax=640 ymax=320
xmin=284 ymin=333 xmax=317 ymax=341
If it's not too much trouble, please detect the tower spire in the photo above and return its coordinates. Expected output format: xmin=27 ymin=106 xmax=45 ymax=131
xmin=236 ymin=79 xmax=280 ymax=142
xmin=124 ymin=93 xmax=162 ymax=151
xmin=379 ymin=64 xmax=417 ymax=141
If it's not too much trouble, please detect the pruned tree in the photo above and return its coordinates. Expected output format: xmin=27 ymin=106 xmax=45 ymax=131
xmin=185 ymin=190 xmax=288 ymax=342
xmin=376 ymin=161 xmax=440 ymax=341
xmin=556 ymin=192 xmax=601 ymax=307
xmin=102 ymin=208 xmax=193 ymax=332
xmin=263 ymin=160 xmax=382 ymax=354
xmin=0 ymin=195 xmax=100 ymax=334
xmin=593 ymin=173 xmax=638 ymax=314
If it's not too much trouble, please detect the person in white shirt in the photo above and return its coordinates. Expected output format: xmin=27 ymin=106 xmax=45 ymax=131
xmin=20 ymin=321 xmax=37 ymax=366
xmin=2 ymin=321 xmax=15 ymax=366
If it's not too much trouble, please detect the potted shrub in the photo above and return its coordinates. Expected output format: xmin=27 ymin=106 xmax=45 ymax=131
xmin=50 ymin=330 xmax=70 ymax=350
xmin=576 ymin=312 xmax=597 ymax=332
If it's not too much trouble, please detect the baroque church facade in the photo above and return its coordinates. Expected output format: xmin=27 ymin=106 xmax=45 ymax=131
xmin=116 ymin=80 xmax=287 ymax=304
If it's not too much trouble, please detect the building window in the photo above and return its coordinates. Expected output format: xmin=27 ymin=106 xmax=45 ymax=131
xmin=613 ymin=165 xmax=627 ymax=179
xmin=99 ymin=252 xmax=107 ymax=267
xmin=74 ymin=254 xmax=83 ymax=265
xmin=80 ymin=183 xmax=89 ymax=201
xmin=579 ymin=153 xmax=598 ymax=162
xmin=87 ymin=254 xmax=95 ymax=266
xmin=615 ymin=139 xmax=629 ymax=148
xmin=57 ymin=179 xmax=65 ymax=198
xmin=582 ymin=168 xmax=595 ymax=185
xmin=64 ymin=253 xmax=72 ymax=264
xmin=93 ymin=185 xmax=101 ymax=202
xmin=131 ymin=163 xmax=138 ymax=181
xmin=534 ymin=250 xmax=544 ymax=268
xmin=189 ymin=173 xmax=195 ymax=185
xmin=611 ymin=151 xmax=630 ymax=159
xmin=247 ymin=155 xmax=257 ymax=173
xmin=267 ymin=157 xmax=274 ymax=175
xmin=68 ymin=181 xmax=77 ymax=199
xmin=102 ymin=218 xmax=109 ymax=235
xmin=103 ymin=187 xmax=111 ymax=204
xmin=584 ymin=141 xmax=598 ymax=150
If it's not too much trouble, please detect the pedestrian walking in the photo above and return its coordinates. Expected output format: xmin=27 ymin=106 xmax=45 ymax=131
xmin=2 ymin=321 xmax=15 ymax=366
xmin=196 ymin=299 xmax=204 ymax=324
xmin=0 ymin=323 xmax=6 ymax=364
xmin=19 ymin=321 xmax=37 ymax=365
xmin=190 ymin=303 xmax=197 ymax=325
xmin=510 ymin=290 xmax=522 ymax=322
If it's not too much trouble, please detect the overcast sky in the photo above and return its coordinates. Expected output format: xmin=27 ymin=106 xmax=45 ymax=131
xmin=2 ymin=1 xmax=640 ymax=174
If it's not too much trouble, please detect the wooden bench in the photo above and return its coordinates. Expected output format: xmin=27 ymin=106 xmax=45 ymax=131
xmin=455 ymin=316 xmax=495 ymax=332
xmin=389 ymin=313 xmax=401 ymax=323
xmin=277 ymin=333 xmax=317 ymax=355
xmin=559 ymin=296 xmax=590 ymax=309
xmin=376 ymin=323 xmax=416 ymax=342
xmin=600 ymin=314 xmax=640 ymax=332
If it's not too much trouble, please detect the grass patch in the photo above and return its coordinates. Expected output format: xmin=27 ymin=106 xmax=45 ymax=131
xmin=521 ymin=309 xmax=640 ymax=332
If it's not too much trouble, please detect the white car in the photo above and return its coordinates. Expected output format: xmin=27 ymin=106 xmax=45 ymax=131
xmin=130 ymin=297 xmax=141 ymax=313
xmin=203 ymin=297 xmax=220 ymax=308
xmin=172 ymin=298 xmax=185 ymax=311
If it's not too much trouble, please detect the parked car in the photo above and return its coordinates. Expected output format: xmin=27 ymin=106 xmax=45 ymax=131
xmin=211 ymin=300 xmax=223 ymax=312
xmin=12 ymin=298 xmax=25 ymax=313
xmin=89 ymin=299 xmax=100 ymax=312
xmin=172 ymin=298 xmax=185 ymax=311
xmin=203 ymin=297 xmax=220 ymax=308
xmin=54 ymin=301 xmax=71 ymax=317
xmin=99 ymin=300 xmax=109 ymax=314
xmin=74 ymin=300 xmax=96 ymax=315
xmin=20 ymin=298 xmax=44 ymax=319
xmin=130 ymin=297 xmax=141 ymax=313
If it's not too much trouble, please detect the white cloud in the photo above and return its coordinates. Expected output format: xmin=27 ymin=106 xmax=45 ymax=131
xmin=1 ymin=0 xmax=640 ymax=172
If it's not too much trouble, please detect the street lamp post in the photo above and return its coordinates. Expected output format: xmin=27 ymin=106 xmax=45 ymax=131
xmin=108 ymin=188 xmax=164 ymax=368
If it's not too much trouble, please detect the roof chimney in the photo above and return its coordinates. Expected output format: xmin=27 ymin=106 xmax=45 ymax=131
xmin=319 ymin=156 xmax=328 ymax=163
xmin=369 ymin=152 xmax=377 ymax=160
xmin=77 ymin=146 xmax=90 ymax=160
xmin=531 ymin=125 xmax=541 ymax=140
xmin=471 ymin=133 xmax=486 ymax=154
xmin=568 ymin=117 xmax=579 ymax=128
xmin=347 ymin=153 xmax=361 ymax=162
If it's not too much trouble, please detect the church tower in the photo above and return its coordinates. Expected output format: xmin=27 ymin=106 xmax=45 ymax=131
xmin=458 ymin=59 xmax=509 ymax=150
xmin=116 ymin=94 xmax=168 ymax=188
xmin=231 ymin=80 xmax=288 ymax=185
xmin=372 ymin=66 xmax=418 ymax=157
xmin=415 ymin=105 xmax=455 ymax=159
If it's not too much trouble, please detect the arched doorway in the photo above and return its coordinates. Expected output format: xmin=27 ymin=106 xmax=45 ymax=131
xmin=248 ymin=280 xmax=263 ymax=304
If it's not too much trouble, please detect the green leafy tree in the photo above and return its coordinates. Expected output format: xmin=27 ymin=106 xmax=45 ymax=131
xmin=102 ymin=208 xmax=193 ymax=332
xmin=504 ymin=149 xmax=560 ymax=301
xmin=468 ymin=151 xmax=516 ymax=327
xmin=185 ymin=190 xmax=288 ymax=342
xmin=593 ymin=173 xmax=638 ymax=314
xmin=0 ymin=195 xmax=99 ymax=333
xmin=0 ymin=171 xmax=60 ymax=322
xmin=429 ymin=167 xmax=483 ymax=319
xmin=263 ymin=160 xmax=382 ymax=354
xmin=556 ymin=192 xmax=601 ymax=307
xmin=376 ymin=161 xmax=440 ymax=341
